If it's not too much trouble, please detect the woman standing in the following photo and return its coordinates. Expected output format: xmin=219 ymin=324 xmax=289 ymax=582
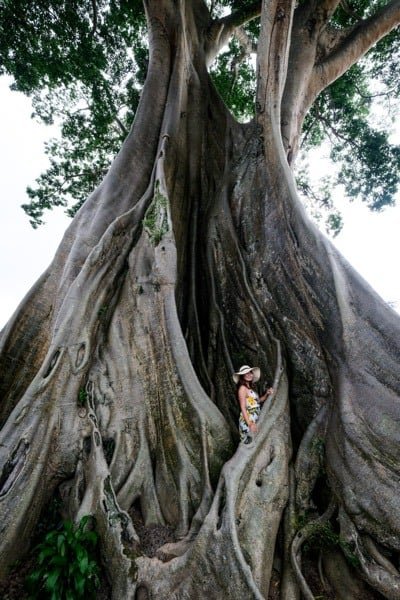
xmin=233 ymin=365 xmax=274 ymax=444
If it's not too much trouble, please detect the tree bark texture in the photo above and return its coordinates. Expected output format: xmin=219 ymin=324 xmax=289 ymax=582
xmin=1 ymin=1 xmax=400 ymax=598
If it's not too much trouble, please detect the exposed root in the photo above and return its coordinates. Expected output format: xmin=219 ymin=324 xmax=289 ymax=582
xmin=339 ymin=507 xmax=400 ymax=599
xmin=72 ymin=391 xmax=139 ymax=599
xmin=290 ymin=500 xmax=336 ymax=600
xmin=0 ymin=141 xmax=169 ymax=578
xmin=281 ymin=466 xmax=301 ymax=600
xmin=134 ymin=344 xmax=291 ymax=598
xmin=295 ymin=403 xmax=328 ymax=513
xmin=321 ymin=548 xmax=376 ymax=600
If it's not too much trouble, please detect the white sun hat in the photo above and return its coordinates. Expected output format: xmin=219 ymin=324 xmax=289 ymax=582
xmin=232 ymin=365 xmax=261 ymax=384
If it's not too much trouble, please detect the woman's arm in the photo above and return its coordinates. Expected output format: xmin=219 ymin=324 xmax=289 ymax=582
xmin=259 ymin=387 xmax=275 ymax=403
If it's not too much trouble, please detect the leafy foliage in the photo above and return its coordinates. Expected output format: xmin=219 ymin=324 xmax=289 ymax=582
xmin=26 ymin=516 xmax=100 ymax=599
xmin=0 ymin=0 xmax=399 ymax=229
xmin=296 ymin=165 xmax=344 ymax=237
xmin=296 ymin=1 xmax=400 ymax=233
xmin=302 ymin=62 xmax=400 ymax=232
xmin=0 ymin=0 xmax=146 ymax=226
xmin=210 ymin=38 xmax=256 ymax=122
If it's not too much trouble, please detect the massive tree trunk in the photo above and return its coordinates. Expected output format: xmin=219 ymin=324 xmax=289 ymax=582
xmin=1 ymin=1 xmax=400 ymax=598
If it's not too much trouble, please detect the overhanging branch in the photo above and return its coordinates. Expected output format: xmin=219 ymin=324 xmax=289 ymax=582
xmin=313 ymin=0 xmax=400 ymax=93
xmin=235 ymin=26 xmax=257 ymax=54
xmin=219 ymin=0 xmax=262 ymax=30
xmin=206 ymin=1 xmax=261 ymax=62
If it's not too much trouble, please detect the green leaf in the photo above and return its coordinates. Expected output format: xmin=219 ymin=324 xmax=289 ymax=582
xmin=44 ymin=531 xmax=58 ymax=544
xmin=49 ymin=554 xmax=68 ymax=567
xmin=79 ymin=552 xmax=89 ymax=574
xmin=63 ymin=520 xmax=74 ymax=534
xmin=45 ymin=568 xmax=61 ymax=591
xmin=74 ymin=572 xmax=86 ymax=596
xmin=38 ymin=547 xmax=54 ymax=564
xmin=83 ymin=530 xmax=98 ymax=545
xmin=57 ymin=533 xmax=66 ymax=555
xmin=78 ymin=515 xmax=90 ymax=531
xmin=29 ymin=517 xmax=101 ymax=599
xmin=26 ymin=569 xmax=42 ymax=588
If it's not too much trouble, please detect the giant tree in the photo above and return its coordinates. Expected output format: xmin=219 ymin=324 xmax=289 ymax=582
xmin=1 ymin=1 xmax=400 ymax=598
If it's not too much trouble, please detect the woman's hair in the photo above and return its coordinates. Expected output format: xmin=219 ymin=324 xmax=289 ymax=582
xmin=236 ymin=374 xmax=253 ymax=401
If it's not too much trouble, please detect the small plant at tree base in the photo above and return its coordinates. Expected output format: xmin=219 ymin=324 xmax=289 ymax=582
xmin=26 ymin=515 xmax=100 ymax=599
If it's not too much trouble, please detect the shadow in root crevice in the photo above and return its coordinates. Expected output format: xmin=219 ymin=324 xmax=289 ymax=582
xmin=135 ymin=584 xmax=150 ymax=600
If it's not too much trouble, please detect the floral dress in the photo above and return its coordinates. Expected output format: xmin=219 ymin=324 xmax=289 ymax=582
xmin=239 ymin=388 xmax=261 ymax=443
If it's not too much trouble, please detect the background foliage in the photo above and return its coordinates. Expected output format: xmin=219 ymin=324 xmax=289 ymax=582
xmin=0 ymin=0 xmax=399 ymax=233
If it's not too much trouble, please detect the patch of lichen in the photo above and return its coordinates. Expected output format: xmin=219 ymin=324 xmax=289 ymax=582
xmin=143 ymin=183 xmax=169 ymax=246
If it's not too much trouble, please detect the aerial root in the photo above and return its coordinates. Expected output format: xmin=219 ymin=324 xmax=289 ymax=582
xmin=67 ymin=389 xmax=140 ymax=599
xmin=317 ymin=551 xmax=328 ymax=591
xmin=338 ymin=508 xmax=400 ymax=600
xmin=290 ymin=499 xmax=336 ymax=600
xmin=363 ymin=535 xmax=399 ymax=577
xmin=281 ymin=465 xmax=301 ymax=600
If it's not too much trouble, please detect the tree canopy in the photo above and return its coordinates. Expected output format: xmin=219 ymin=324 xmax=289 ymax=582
xmin=0 ymin=0 xmax=399 ymax=233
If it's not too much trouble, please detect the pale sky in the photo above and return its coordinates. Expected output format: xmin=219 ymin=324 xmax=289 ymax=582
xmin=0 ymin=75 xmax=399 ymax=330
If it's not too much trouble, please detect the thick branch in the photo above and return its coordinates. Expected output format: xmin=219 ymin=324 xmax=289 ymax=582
xmin=234 ymin=26 xmax=257 ymax=54
xmin=293 ymin=0 xmax=342 ymax=34
xmin=314 ymin=0 xmax=400 ymax=92
xmin=257 ymin=0 xmax=296 ymax=127
xmin=218 ymin=1 xmax=262 ymax=30
xmin=206 ymin=1 xmax=261 ymax=63
xmin=317 ymin=23 xmax=358 ymax=61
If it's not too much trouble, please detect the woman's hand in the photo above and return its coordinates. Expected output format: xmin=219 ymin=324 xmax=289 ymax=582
xmin=260 ymin=387 xmax=275 ymax=403
xmin=249 ymin=422 xmax=258 ymax=434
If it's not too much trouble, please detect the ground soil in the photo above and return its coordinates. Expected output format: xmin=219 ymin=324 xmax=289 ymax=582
xmin=129 ymin=504 xmax=176 ymax=558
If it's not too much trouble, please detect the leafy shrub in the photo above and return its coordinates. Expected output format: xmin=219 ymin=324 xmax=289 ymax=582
xmin=27 ymin=516 xmax=100 ymax=599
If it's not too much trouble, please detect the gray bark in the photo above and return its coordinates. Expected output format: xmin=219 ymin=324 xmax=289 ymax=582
xmin=1 ymin=0 xmax=400 ymax=598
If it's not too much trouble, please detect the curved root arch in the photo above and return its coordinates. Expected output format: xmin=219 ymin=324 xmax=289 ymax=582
xmin=135 ymin=343 xmax=291 ymax=599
